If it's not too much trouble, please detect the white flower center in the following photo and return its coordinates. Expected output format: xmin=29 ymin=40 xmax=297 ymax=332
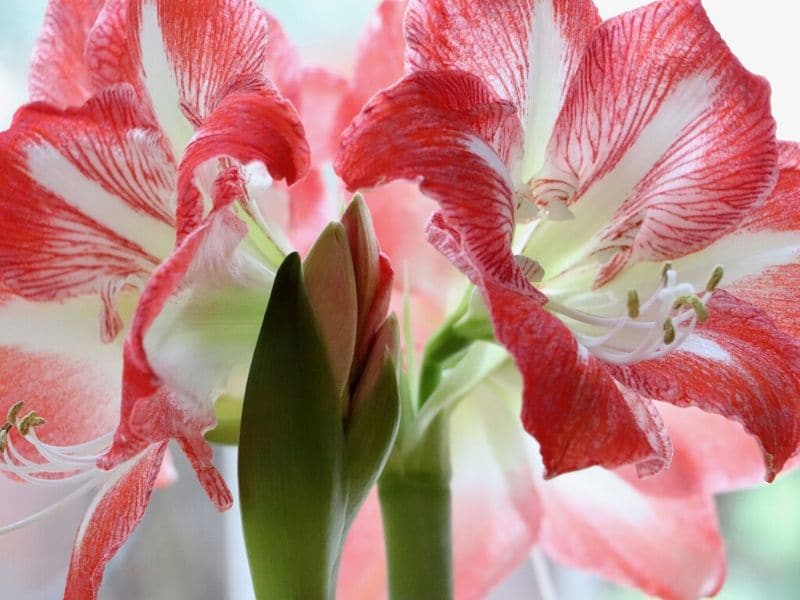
xmin=0 ymin=403 xmax=113 ymax=534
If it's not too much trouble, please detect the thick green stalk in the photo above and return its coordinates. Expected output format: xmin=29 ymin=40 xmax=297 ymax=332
xmin=378 ymin=417 xmax=452 ymax=600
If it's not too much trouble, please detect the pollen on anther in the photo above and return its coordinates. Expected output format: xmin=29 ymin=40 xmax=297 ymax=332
xmin=6 ymin=401 xmax=23 ymax=426
xmin=627 ymin=290 xmax=640 ymax=318
xmin=706 ymin=266 xmax=724 ymax=292
xmin=663 ymin=318 xmax=676 ymax=344
xmin=661 ymin=262 xmax=673 ymax=285
xmin=18 ymin=412 xmax=45 ymax=437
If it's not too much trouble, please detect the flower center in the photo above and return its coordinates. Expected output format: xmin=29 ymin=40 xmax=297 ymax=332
xmin=0 ymin=402 xmax=113 ymax=534
xmin=518 ymin=253 xmax=723 ymax=365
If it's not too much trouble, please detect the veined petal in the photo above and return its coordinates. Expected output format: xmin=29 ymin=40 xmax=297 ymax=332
xmin=483 ymin=280 xmax=671 ymax=477
xmin=176 ymin=77 xmax=310 ymax=238
xmin=0 ymin=292 xmax=122 ymax=451
xmin=610 ymin=290 xmax=800 ymax=481
xmin=0 ymin=86 xmax=176 ymax=341
xmin=100 ymin=173 xmax=263 ymax=510
xmin=335 ymin=0 xmax=408 ymax=142
xmin=126 ymin=0 xmax=270 ymax=152
xmin=538 ymin=464 xmax=725 ymax=600
xmin=336 ymin=70 xmax=529 ymax=292
xmin=405 ymin=0 xmax=600 ymax=178
xmin=29 ymin=0 xmax=106 ymax=108
xmin=528 ymin=0 xmax=776 ymax=286
xmin=64 ymin=443 xmax=166 ymax=600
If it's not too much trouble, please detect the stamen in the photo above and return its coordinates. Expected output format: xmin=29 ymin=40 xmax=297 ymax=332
xmin=661 ymin=262 xmax=673 ymax=286
xmin=663 ymin=318 xmax=676 ymax=344
xmin=627 ymin=290 xmax=640 ymax=318
xmin=515 ymin=255 xmax=545 ymax=283
xmin=18 ymin=412 xmax=45 ymax=436
xmin=706 ymin=266 xmax=724 ymax=292
xmin=6 ymin=401 xmax=24 ymax=425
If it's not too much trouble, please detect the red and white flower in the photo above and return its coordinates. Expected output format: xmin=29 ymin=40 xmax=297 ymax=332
xmin=0 ymin=1 xmax=309 ymax=597
xmin=336 ymin=0 xmax=800 ymax=481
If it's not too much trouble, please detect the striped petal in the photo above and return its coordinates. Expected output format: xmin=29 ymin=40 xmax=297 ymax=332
xmin=336 ymin=70 xmax=529 ymax=293
xmin=527 ymin=0 xmax=777 ymax=287
xmin=64 ymin=443 xmax=167 ymax=600
xmin=0 ymin=86 xmax=176 ymax=342
xmin=483 ymin=280 xmax=671 ymax=477
xmin=406 ymin=0 xmax=599 ymax=177
xmin=610 ymin=290 xmax=800 ymax=482
xmin=29 ymin=0 xmax=106 ymax=108
xmin=125 ymin=0 xmax=270 ymax=152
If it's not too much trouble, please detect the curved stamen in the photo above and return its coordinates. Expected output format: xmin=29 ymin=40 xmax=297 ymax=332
xmin=545 ymin=265 xmax=720 ymax=365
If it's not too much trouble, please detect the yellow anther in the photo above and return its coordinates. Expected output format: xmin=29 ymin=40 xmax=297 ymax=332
xmin=6 ymin=401 xmax=24 ymax=426
xmin=18 ymin=412 xmax=45 ymax=437
xmin=663 ymin=318 xmax=676 ymax=344
xmin=706 ymin=266 xmax=724 ymax=292
xmin=0 ymin=429 xmax=6 ymax=453
xmin=689 ymin=297 xmax=708 ymax=322
xmin=627 ymin=290 xmax=640 ymax=318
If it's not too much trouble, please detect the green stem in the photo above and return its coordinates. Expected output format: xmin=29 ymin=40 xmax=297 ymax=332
xmin=378 ymin=417 xmax=452 ymax=600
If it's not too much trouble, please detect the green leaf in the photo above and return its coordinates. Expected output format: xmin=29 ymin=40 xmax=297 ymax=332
xmin=238 ymin=253 xmax=345 ymax=600
xmin=344 ymin=356 xmax=400 ymax=526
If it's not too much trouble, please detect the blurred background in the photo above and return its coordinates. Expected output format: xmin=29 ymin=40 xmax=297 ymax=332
xmin=1 ymin=1 xmax=799 ymax=598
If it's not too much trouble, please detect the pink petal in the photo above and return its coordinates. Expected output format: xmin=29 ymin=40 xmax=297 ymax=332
xmin=0 ymin=86 xmax=176 ymax=340
xmin=0 ymin=294 xmax=121 ymax=452
xmin=336 ymin=70 xmax=528 ymax=292
xmin=617 ymin=402 xmax=764 ymax=498
xmin=297 ymin=68 xmax=349 ymax=162
xmin=483 ymin=280 xmax=671 ymax=477
xmin=405 ymin=0 xmax=599 ymax=125
xmin=610 ymin=290 xmax=800 ymax=482
xmin=533 ymin=0 xmax=776 ymax=286
xmin=29 ymin=0 xmax=106 ymax=108
xmin=64 ymin=443 xmax=167 ymax=600
xmin=538 ymin=465 xmax=725 ymax=600
xmin=334 ymin=0 xmax=408 ymax=140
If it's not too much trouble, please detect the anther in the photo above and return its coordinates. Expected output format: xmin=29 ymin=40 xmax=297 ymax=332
xmin=627 ymin=290 xmax=640 ymax=318
xmin=6 ymin=402 xmax=23 ymax=426
xmin=663 ymin=318 xmax=676 ymax=344
xmin=661 ymin=262 xmax=673 ymax=285
xmin=0 ymin=429 xmax=7 ymax=453
xmin=689 ymin=297 xmax=708 ymax=322
xmin=706 ymin=266 xmax=724 ymax=292
xmin=18 ymin=412 xmax=45 ymax=437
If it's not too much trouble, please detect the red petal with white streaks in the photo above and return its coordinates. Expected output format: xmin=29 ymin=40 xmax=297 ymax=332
xmin=29 ymin=0 xmax=106 ymax=108
xmin=176 ymin=77 xmax=309 ymax=237
xmin=99 ymin=196 xmax=239 ymax=510
xmin=610 ymin=290 xmax=800 ymax=482
xmin=538 ymin=465 xmax=725 ymax=600
xmin=64 ymin=443 xmax=166 ymax=600
xmin=0 ymin=86 xmax=175 ymax=339
xmin=483 ymin=280 xmax=671 ymax=477
xmin=336 ymin=70 xmax=529 ymax=293
xmin=126 ymin=0 xmax=270 ymax=140
xmin=405 ymin=0 xmax=599 ymax=122
xmin=531 ymin=0 xmax=776 ymax=286
xmin=334 ymin=0 xmax=408 ymax=142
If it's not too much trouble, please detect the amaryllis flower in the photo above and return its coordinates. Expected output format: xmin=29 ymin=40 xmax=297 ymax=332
xmin=0 ymin=0 xmax=309 ymax=596
xmin=332 ymin=1 xmax=800 ymax=598
xmin=336 ymin=0 xmax=800 ymax=481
